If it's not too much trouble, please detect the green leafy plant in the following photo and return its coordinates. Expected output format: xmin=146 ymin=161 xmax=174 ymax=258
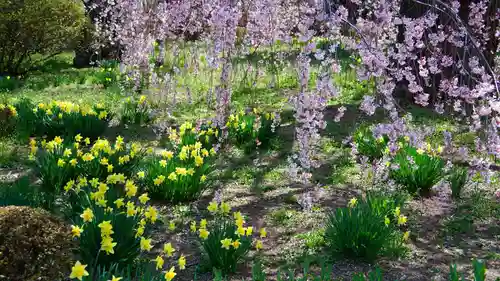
xmin=352 ymin=126 xmax=388 ymax=161
xmin=226 ymin=110 xmax=280 ymax=153
xmin=390 ymin=145 xmax=445 ymax=196
xmin=448 ymin=166 xmax=468 ymax=200
xmin=66 ymin=175 xmax=158 ymax=274
xmin=195 ymin=203 xmax=263 ymax=275
xmin=324 ymin=193 xmax=408 ymax=262
xmin=120 ymin=95 xmax=155 ymax=126
xmin=94 ymin=60 xmax=119 ymax=88
xmin=30 ymin=136 xmax=146 ymax=208
xmin=0 ymin=176 xmax=44 ymax=207
xmin=14 ymin=98 xmax=111 ymax=140
xmin=199 ymin=217 xmax=253 ymax=274
xmin=0 ymin=102 xmax=16 ymax=137
xmin=143 ymin=142 xmax=214 ymax=202
xmin=160 ymin=121 xmax=219 ymax=151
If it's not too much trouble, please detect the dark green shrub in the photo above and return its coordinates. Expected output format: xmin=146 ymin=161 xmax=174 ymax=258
xmin=448 ymin=166 xmax=468 ymax=200
xmin=390 ymin=146 xmax=445 ymax=196
xmin=324 ymin=193 xmax=408 ymax=262
xmin=0 ymin=0 xmax=86 ymax=74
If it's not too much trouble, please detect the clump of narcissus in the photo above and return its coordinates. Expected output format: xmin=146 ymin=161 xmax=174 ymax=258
xmin=0 ymin=206 xmax=75 ymax=281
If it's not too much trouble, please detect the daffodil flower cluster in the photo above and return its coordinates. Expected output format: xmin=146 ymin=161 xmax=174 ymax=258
xmin=31 ymin=135 xmax=145 ymax=193
xmin=167 ymin=121 xmax=219 ymax=150
xmin=13 ymin=98 xmax=111 ymax=140
xmin=226 ymin=108 xmax=280 ymax=152
xmin=193 ymin=201 xmax=267 ymax=273
xmin=120 ymin=95 xmax=154 ymax=126
xmin=67 ymin=172 xmax=159 ymax=275
xmin=0 ymin=103 xmax=17 ymax=117
xmin=144 ymin=140 xmax=215 ymax=202
xmin=150 ymin=240 xmax=188 ymax=281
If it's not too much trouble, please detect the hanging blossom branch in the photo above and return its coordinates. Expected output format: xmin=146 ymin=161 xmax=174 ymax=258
xmin=324 ymin=0 xmax=500 ymax=184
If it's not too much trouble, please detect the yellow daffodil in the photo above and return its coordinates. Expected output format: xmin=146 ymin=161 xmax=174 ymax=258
xmin=69 ymin=261 xmax=89 ymax=280
xmin=139 ymin=193 xmax=150 ymax=204
xmin=255 ymin=240 xmax=263 ymax=250
xmin=159 ymin=159 xmax=167 ymax=168
xmin=200 ymin=175 xmax=207 ymax=182
xmin=137 ymin=171 xmax=145 ymax=179
xmin=145 ymin=206 xmax=158 ymax=223
xmin=190 ymin=221 xmax=197 ymax=232
xmin=207 ymin=201 xmax=218 ymax=213
xmin=194 ymin=156 xmax=203 ymax=166
xmin=57 ymin=158 xmax=66 ymax=167
xmin=135 ymin=226 xmax=145 ymax=238
xmin=168 ymin=172 xmax=177 ymax=181
xmin=69 ymin=158 xmax=78 ymax=166
xmin=199 ymin=228 xmax=209 ymax=240
xmin=246 ymin=226 xmax=253 ymax=236
xmin=168 ymin=221 xmax=175 ymax=231
xmin=98 ymin=220 xmax=114 ymax=237
xmin=154 ymin=175 xmax=165 ymax=186
xmin=125 ymin=180 xmax=138 ymax=198
xmin=178 ymin=255 xmax=186 ymax=270
xmin=80 ymin=208 xmax=94 ymax=222
xmin=163 ymin=242 xmax=176 ymax=257
xmin=164 ymin=267 xmax=176 ymax=281
xmin=200 ymin=219 xmax=207 ymax=229
xmin=232 ymin=239 xmax=241 ymax=249
xmin=109 ymin=276 xmax=122 ymax=281
xmin=220 ymin=202 xmax=231 ymax=214
xmin=176 ymin=167 xmax=187 ymax=176
xmin=235 ymin=226 xmax=246 ymax=236
xmin=416 ymin=148 xmax=425 ymax=155
xmin=259 ymin=228 xmax=267 ymax=238
xmin=64 ymin=180 xmax=75 ymax=192
xmin=348 ymin=198 xmax=357 ymax=208
xmin=63 ymin=148 xmax=72 ymax=157
xmin=140 ymin=237 xmax=153 ymax=251
xmin=398 ymin=215 xmax=407 ymax=226
xmin=82 ymin=153 xmax=95 ymax=162
xmin=155 ymin=255 xmax=164 ymax=270
xmin=71 ymin=225 xmax=83 ymax=238
xmin=101 ymin=236 xmax=117 ymax=255
xmin=114 ymin=198 xmax=125 ymax=208
xmin=403 ymin=231 xmax=410 ymax=241
xmin=161 ymin=150 xmax=174 ymax=159
xmin=384 ymin=216 xmax=390 ymax=226
xmin=394 ymin=207 xmax=401 ymax=217
xmin=221 ymin=238 xmax=232 ymax=250
xmin=126 ymin=205 xmax=137 ymax=217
